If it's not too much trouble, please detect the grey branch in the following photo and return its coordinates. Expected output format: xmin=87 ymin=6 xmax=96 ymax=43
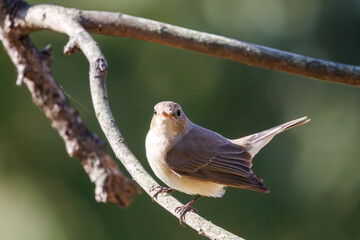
xmin=11 ymin=5 xmax=360 ymax=87
xmin=0 ymin=1 xmax=139 ymax=208
xmin=3 ymin=0 xmax=359 ymax=239
xmin=1 ymin=1 xmax=243 ymax=240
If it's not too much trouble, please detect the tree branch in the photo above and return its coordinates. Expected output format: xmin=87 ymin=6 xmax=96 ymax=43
xmin=13 ymin=6 xmax=360 ymax=87
xmin=3 ymin=1 xmax=359 ymax=239
xmin=1 ymin=1 xmax=244 ymax=239
xmin=0 ymin=0 xmax=139 ymax=208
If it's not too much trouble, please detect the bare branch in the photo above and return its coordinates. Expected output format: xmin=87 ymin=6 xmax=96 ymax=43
xmin=1 ymin=2 xmax=244 ymax=239
xmin=4 ymin=1 xmax=359 ymax=239
xmin=2 ymin=3 xmax=251 ymax=240
xmin=0 ymin=0 xmax=139 ymax=208
xmin=12 ymin=6 xmax=360 ymax=87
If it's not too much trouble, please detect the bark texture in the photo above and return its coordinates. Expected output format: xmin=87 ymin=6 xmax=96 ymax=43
xmin=0 ymin=0 xmax=139 ymax=208
xmin=2 ymin=1 xmax=359 ymax=239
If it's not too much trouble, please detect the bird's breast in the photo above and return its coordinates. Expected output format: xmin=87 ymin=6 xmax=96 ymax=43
xmin=145 ymin=129 xmax=226 ymax=197
xmin=145 ymin=129 xmax=174 ymax=183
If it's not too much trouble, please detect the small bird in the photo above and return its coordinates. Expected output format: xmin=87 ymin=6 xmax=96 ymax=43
xmin=146 ymin=101 xmax=309 ymax=224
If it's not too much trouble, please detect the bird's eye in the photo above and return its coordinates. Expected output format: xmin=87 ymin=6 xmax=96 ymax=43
xmin=176 ymin=109 xmax=181 ymax=117
xmin=154 ymin=109 xmax=157 ymax=115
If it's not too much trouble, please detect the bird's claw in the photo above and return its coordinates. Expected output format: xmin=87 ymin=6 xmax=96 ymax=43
xmin=151 ymin=186 xmax=175 ymax=202
xmin=175 ymin=204 xmax=198 ymax=226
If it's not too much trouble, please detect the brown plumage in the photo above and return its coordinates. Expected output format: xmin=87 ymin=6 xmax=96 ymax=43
xmin=166 ymin=124 xmax=269 ymax=193
xmin=145 ymin=101 xmax=309 ymax=224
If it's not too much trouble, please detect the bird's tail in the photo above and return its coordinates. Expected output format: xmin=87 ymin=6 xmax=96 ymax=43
xmin=231 ymin=116 xmax=310 ymax=157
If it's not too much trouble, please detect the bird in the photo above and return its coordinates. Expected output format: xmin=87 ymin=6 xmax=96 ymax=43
xmin=145 ymin=101 xmax=310 ymax=225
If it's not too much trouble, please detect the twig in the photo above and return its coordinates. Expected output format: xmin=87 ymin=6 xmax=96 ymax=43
xmin=0 ymin=0 xmax=139 ymax=208
xmin=13 ymin=6 xmax=360 ymax=87
xmin=1 ymin=2 xmax=244 ymax=239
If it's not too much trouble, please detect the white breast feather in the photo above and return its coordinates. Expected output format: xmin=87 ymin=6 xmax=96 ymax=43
xmin=146 ymin=125 xmax=226 ymax=198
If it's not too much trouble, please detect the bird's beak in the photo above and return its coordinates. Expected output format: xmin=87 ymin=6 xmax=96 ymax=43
xmin=161 ymin=111 xmax=170 ymax=118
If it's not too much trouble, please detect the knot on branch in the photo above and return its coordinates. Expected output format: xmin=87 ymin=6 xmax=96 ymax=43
xmin=64 ymin=38 xmax=80 ymax=55
xmin=95 ymin=58 xmax=108 ymax=72
xmin=1 ymin=0 xmax=29 ymax=34
xmin=40 ymin=44 xmax=53 ymax=66
xmin=15 ymin=64 xmax=26 ymax=85
xmin=84 ymin=152 xmax=141 ymax=207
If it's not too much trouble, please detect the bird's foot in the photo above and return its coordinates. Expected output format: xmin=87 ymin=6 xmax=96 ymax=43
xmin=175 ymin=203 xmax=198 ymax=226
xmin=151 ymin=186 xmax=175 ymax=202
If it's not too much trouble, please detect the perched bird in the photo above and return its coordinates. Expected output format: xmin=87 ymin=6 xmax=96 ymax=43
xmin=146 ymin=101 xmax=309 ymax=224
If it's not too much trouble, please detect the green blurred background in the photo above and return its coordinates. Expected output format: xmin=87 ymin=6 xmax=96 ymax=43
xmin=1 ymin=0 xmax=360 ymax=239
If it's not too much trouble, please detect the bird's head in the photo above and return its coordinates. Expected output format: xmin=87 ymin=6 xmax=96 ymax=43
xmin=150 ymin=101 xmax=190 ymax=138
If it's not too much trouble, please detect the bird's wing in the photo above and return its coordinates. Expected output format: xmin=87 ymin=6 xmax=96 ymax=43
xmin=166 ymin=125 xmax=269 ymax=192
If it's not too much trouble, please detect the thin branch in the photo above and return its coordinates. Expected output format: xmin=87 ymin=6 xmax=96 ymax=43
xmin=0 ymin=0 xmax=139 ymax=208
xmin=1 ymin=2 xmax=244 ymax=240
xmin=14 ymin=6 xmax=360 ymax=87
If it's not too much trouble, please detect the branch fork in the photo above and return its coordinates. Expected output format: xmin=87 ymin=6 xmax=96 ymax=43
xmin=0 ymin=0 xmax=139 ymax=208
xmin=2 ymin=1 xmax=360 ymax=239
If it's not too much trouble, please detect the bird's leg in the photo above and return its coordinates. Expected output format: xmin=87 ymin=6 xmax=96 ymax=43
xmin=175 ymin=195 xmax=202 ymax=226
xmin=152 ymin=186 xmax=175 ymax=202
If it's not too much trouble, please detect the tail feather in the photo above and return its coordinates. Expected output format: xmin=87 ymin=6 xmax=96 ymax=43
xmin=231 ymin=116 xmax=310 ymax=157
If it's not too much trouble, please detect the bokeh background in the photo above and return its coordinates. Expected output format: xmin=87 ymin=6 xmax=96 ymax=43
xmin=1 ymin=0 xmax=360 ymax=239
